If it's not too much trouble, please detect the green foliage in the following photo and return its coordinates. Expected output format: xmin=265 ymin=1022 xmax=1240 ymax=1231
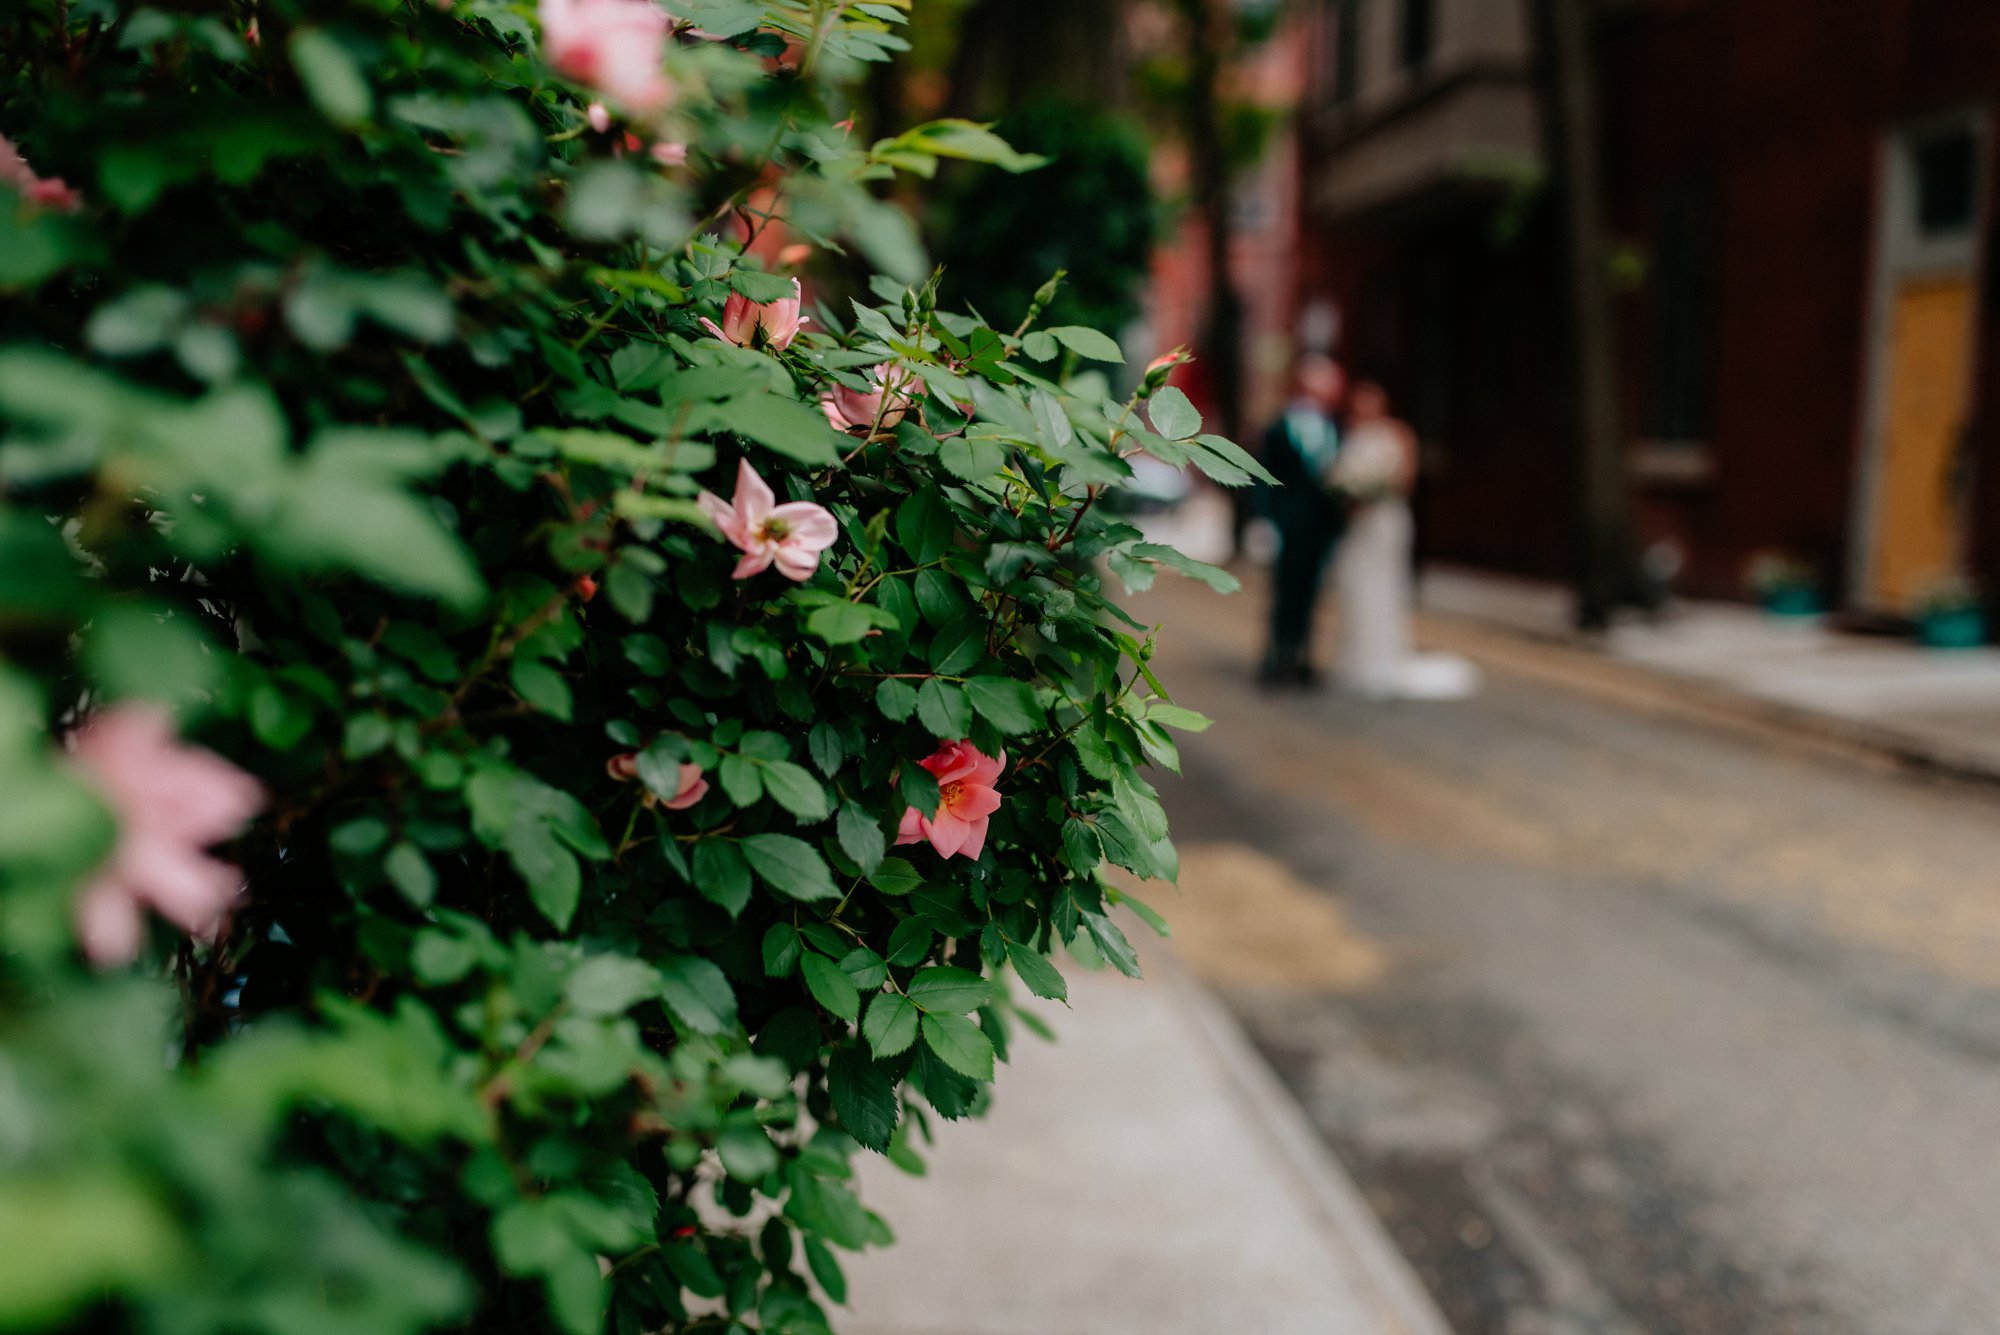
xmin=0 ymin=2 xmax=1245 ymax=1332
xmin=930 ymin=97 xmax=1159 ymax=341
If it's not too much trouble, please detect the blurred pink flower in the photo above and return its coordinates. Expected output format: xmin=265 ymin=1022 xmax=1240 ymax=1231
xmin=0 ymin=134 xmax=80 ymax=213
xmin=586 ymin=101 xmax=612 ymax=133
xmin=821 ymin=363 xmax=914 ymax=433
xmin=539 ymin=0 xmax=672 ymax=115
xmin=896 ymin=740 xmax=1005 ymax=860
xmin=650 ymin=141 xmax=688 ymax=167
xmin=661 ymin=763 xmax=708 ymax=809
xmin=68 ymin=705 xmax=264 ymax=966
xmin=699 ymin=278 xmax=805 ymax=351
xmin=606 ymin=752 xmax=709 ymax=809
xmin=697 ymin=458 xmax=838 ymax=581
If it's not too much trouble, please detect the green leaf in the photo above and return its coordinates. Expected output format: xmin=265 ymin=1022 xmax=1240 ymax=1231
xmin=808 ymin=722 xmax=845 ymax=776
xmin=938 ymin=434 xmax=1006 ymax=482
xmin=290 ymin=30 xmax=373 ymax=127
xmin=807 ymin=601 xmax=876 ymax=645
xmin=836 ymin=802 xmax=886 ymax=874
xmin=828 ymin=1048 xmax=899 ymax=1151
xmin=868 ymin=856 xmax=922 ymax=896
xmin=384 ymin=841 xmax=437 ymax=907
xmin=1047 ymin=325 xmax=1124 ymax=363
xmin=965 ymin=676 xmax=1043 ymax=734
xmin=510 ymin=658 xmax=573 ymax=720
xmin=658 ymin=956 xmax=738 ymax=1034
xmin=907 ymin=966 xmax=992 ymax=1014
xmin=876 ymin=677 xmax=918 ymax=721
xmin=1131 ymin=542 xmax=1240 ymax=594
xmin=742 ymin=834 xmax=839 ymax=901
xmin=801 ymin=953 xmax=861 ymax=1022
xmin=1146 ymin=703 xmax=1213 ymax=732
xmin=1082 ymin=910 xmax=1143 ymax=979
xmin=895 ymin=490 xmax=952 ymax=563
xmin=762 ymin=923 xmax=802 ymax=978
xmin=1148 ymin=386 xmax=1202 ymax=440
xmin=567 ymin=954 xmax=661 ymax=1017
xmin=693 ymin=838 xmax=753 ymax=916
xmin=861 ymin=992 xmax=921 ymax=1059
xmin=695 ymin=394 xmax=840 ymax=465
xmin=915 ymin=677 xmax=972 ymax=738
xmin=927 ymin=617 xmax=985 ymax=675
xmin=884 ymin=917 xmax=932 ymax=967
xmin=761 ymin=760 xmax=830 ymax=822
xmin=920 ymin=1012 xmax=995 ymax=1080
xmin=1005 ymin=939 xmax=1068 ymax=1002
xmin=804 ymin=1235 xmax=848 ymax=1306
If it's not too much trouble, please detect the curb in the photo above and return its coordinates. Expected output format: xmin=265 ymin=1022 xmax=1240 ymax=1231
xmin=1157 ymin=956 xmax=1457 ymax=1335
xmin=1417 ymin=606 xmax=2000 ymax=795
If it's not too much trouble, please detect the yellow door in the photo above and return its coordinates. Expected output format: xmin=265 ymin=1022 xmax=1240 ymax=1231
xmin=1870 ymin=275 xmax=1974 ymax=608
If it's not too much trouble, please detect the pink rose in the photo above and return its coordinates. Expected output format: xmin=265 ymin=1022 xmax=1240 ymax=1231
xmin=539 ymin=0 xmax=672 ymax=116
xmin=649 ymin=141 xmax=688 ymax=168
xmin=895 ymin=740 xmax=1005 ymax=860
xmin=68 ymin=705 xmax=264 ymax=966
xmin=699 ymin=278 xmax=806 ymax=351
xmin=0 ymin=133 xmax=80 ymax=214
xmin=696 ymin=458 xmax=839 ymax=582
xmin=821 ymin=363 xmax=915 ymax=434
xmin=607 ymin=752 xmax=709 ymax=809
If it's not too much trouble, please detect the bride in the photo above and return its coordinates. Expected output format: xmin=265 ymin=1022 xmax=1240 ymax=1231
xmin=1329 ymin=381 xmax=1479 ymax=700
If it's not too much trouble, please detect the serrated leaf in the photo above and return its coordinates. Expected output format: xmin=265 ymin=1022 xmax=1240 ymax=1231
xmin=761 ymin=759 xmax=830 ymax=822
xmin=876 ymin=677 xmax=918 ymax=722
xmin=801 ymin=953 xmax=861 ymax=1021
xmin=657 ymin=956 xmax=738 ymax=1034
xmin=1005 ymin=939 xmax=1068 ymax=1002
xmin=1047 ymin=325 xmax=1123 ymax=363
xmin=828 ymin=1048 xmax=899 ymax=1151
xmin=808 ymin=722 xmax=845 ymax=776
xmin=836 ymin=802 xmax=886 ymax=874
xmin=567 ymin=954 xmax=660 ymax=1017
xmin=742 ymin=833 xmax=840 ymax=901
xmin=693 ymin=838 xmax=752 ymax=916
xmin=965 ymin=676 xmax=1042 ymax=734
xmin=907 ymin=966 xmax=992 ymax=1014
xmin=915 ymin=677 xmax=972 ymax=737
xmin=1148 ymin=386 xmax=1201 ymax=440
xmin=919 ymin=1012 xmax=995 ymax=1080
xmin=884 ymin=917 xmax=932 ymax=967
xmin=868 ymin=856 xmax=922 ymax=896
xmin=1082 ymin=910 xmax=1143 ymax=979
xmin=762 ymin=923 xmax=802 ymax=978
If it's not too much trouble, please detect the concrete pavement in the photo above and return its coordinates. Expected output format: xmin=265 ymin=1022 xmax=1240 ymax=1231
xmin=1420 ymin=564 xmax=2000 ymax=780
xmin=841 ymin=952 xmax=1452 ymax=1335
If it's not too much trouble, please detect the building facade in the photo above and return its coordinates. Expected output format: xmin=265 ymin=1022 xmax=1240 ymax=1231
xmin=1297 ymin=0 xmax=2000 ymax=612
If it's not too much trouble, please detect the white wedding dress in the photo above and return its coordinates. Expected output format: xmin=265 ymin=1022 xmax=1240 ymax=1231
xmin=1332 ymin=423 xmax=1479 ymax=700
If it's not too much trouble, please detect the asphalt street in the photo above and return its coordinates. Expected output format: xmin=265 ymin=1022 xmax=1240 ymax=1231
xmin=1132 ymin=570 xmax=2000 ymax=1335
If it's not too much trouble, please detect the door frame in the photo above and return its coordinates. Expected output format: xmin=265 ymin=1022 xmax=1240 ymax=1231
xmin=1848 ymin=106 xmax=1991 ymax=610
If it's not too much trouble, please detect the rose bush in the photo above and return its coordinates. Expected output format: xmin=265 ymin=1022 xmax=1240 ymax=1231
xmin=0 ymin=3 xmax=1273 ymax=1333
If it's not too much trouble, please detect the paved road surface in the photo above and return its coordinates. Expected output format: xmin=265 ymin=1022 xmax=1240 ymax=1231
xmin=1134 ymin=572 xmax=2000 ymax=1335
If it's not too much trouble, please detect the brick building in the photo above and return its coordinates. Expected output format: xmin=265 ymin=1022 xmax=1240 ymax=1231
xmin=1294 ymin=0 xmax=2000 ymax=612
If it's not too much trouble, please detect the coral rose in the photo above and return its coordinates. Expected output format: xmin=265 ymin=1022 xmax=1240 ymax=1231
xmin=821 ymin=362 xmax=915 ymax=433
xmin=699 ymin=279 xmax=806 ymax=351
xmin=896 ymin=740 xmax=1005 ymax=860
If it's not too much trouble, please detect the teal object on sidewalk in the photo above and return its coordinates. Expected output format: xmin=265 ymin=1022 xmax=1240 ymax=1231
xmin=1919 ymin=607 xmax=1987 ymax=649
xmin=1762 ymin=587 xmax=1823 ymax=618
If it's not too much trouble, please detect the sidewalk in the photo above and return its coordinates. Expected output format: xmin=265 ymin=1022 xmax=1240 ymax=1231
xmin=840 ymin=951 xmax=1452 ymax=1335
xmin=1420 ymin=564 xmax=2000 ymax=781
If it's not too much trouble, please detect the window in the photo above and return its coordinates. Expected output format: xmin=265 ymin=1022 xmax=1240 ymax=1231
xmin=1649 ymin=187 xmax=1718 ymax=442
xmin=1401 ymin=0 xmax=1435 ymax=71
xmin=1912 ymin=128 xmax=1978 ymax=237
xmin=1333 ymin=0 xmax=1360 ymax=106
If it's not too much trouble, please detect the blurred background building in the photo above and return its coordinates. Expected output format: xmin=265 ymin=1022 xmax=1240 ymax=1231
xmin=1265 ymin=0 xmax=2000 ymax=616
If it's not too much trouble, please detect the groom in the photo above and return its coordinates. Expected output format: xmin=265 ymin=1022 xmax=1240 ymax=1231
xmin=1258 ymin=354 xmax=1349 ymax=687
